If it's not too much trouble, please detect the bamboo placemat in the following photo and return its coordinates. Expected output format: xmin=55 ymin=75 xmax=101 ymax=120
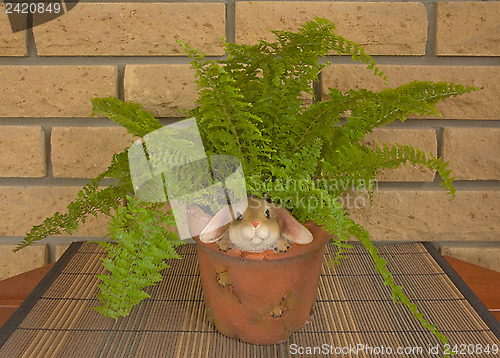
xmin=0 ymin=242 xmax=498 ymax=357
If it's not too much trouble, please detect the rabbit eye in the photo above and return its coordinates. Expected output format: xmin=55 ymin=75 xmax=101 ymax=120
xmin=236 ymin=212 xmax=243 ymax=221
xmin=264 ymin=209 xmax=270 ymax=219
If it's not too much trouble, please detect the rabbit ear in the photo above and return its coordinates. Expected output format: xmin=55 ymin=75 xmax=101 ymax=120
xmin=199 ymin=205 xmax=233 ymax=243
xmin=186 ymin=205 xmax=213 ymax=237
xmin=270 ymin=204 xmax=313 ymax=244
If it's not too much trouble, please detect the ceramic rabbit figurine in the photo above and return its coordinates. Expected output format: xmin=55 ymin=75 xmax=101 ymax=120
xmin=197 ymin=197 xmax=313 ymax=253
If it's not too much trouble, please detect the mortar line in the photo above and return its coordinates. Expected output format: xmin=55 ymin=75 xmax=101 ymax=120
xmin=57 ymin=0 xmax=495 ymax=2
xmin=376 ymin=181 xmax=500 ymax=191
xmin=117 ymin=64 xmax=125 ymax=101
xmin=42 ymin=125 xmax=54 ymax=180
xmin=226 ymin=0 xmax=236 ymax=44
xmin=0 ymin=177 xmax=498 ymax=188
xmin=25 ymin=12 xmax=36 ymax=57
xmin=1 ymin=119 xmax=499 ymax=128
xmin=313 ymin=70 xmax=322 ymax=104
xmin=436 ymin=125 xmax=444 ymax=159
xmin=1 ymin=55 xmax=498 ymax=67
xmin=0 ymin=177 xmax=116 ymax=186
xmin=1 ymin=118 xmax=499 ymax=127
xmin=424 ymin=0 xmax=436 ymax=58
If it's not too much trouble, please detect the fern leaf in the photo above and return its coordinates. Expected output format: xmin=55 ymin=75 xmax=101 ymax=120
xmin=95 ymin=196 xmax=183 ymax=319
xmin=91 ymin=97 xmax=163 ymax=137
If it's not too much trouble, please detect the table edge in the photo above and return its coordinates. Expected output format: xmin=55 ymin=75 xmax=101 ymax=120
xmin=423 ymin=242 xmax=500 ymax=339
xmin=0 ymin=241 xmax=83 ymax=349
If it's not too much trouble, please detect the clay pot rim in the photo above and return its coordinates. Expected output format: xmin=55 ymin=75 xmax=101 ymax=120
xmin=193 ymin=222 xmax=332 ymax=261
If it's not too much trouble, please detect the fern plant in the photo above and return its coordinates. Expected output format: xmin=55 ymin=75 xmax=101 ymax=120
xmin=16 ymin=18 xmax=477 ymax=343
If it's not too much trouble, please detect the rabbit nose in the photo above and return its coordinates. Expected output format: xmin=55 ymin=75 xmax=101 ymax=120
xmin=251 ymin=221 xmax=259 ymax=228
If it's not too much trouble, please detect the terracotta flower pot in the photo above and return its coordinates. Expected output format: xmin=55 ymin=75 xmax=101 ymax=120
xmin=193 ymin=223 xmax=331 ymax=345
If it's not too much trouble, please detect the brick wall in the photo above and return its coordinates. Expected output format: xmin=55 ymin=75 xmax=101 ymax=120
xmin=0 ymin=1 xmax=498 ymax=279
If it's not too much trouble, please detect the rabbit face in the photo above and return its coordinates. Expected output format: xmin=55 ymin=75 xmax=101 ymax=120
xmin=228 ymin=198 xmax=280 ymax=252
xmin=198 ymin=196 xmax=313 ymax=253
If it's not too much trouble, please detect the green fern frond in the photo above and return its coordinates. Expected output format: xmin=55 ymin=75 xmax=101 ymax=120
xmin=16 ymin=183 xmax=125 ymax=251
xmin=16 ymin=98 xmax=167 ymax=251
xmin=319 ymin=142 xmax=456 ymax=199
xmin=91 ymin=97 xmax=163 ymax=137
xmin=95 ymin=196 xmax=183 ymax=319
xmin=348 ymin=221 xmax=449 ymax=345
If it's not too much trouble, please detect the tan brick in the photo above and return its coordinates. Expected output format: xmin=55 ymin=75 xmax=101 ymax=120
xmin=0 ymin=245 xmax=48 ymax=280
xmin=0 ymin=126 xmax=46 ymax=177
xmin=55 ymin=244 xmax=71 ymax=261
xmin=0 ymin=186 xmax=110 ymax=237
xmin=33 ymin=3 xmax=225 ymax=56
xmin=322 ymin=65 xmax=499 ymax=120
xmin=124 ymin=66 xmax=312 ymax=118
xmin=52 ymin=127 xmax=134 ymax=178
xmin=363 ymin=128 xmax=437 ymax=182
xmin=0 ymin=66 xmax=117 ymax=117
xmin=348 ymin=190 xmax=500 ymax=242
xmin=0 ymin=4 xmax=28 ymax=56
xmin=436 ymin=2 xmax=500 ymax=56
xmin=442 ymin=128 xmax=500 ymax=180
xmin=124 ymin=65 xmax=197 ymax=117
xmin=440 ymin=245 xmax=500 ymax=273
xmin=236 ymin=2 xmax=427 ymax=55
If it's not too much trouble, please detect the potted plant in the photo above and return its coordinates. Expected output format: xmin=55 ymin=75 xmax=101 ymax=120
xmin=16 ymin=18 xmax=476 ymax=345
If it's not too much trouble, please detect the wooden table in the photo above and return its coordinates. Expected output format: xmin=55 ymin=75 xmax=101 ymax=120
xmin=0 ymin=263 xmax=53 ymax=329
xmin=0 ymin=243 xmax=498 ymax=357
xmin=444 ymin=256 xmax=500 ymax=322
xmin=0 ymin=255 xmax=498 ymax=329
